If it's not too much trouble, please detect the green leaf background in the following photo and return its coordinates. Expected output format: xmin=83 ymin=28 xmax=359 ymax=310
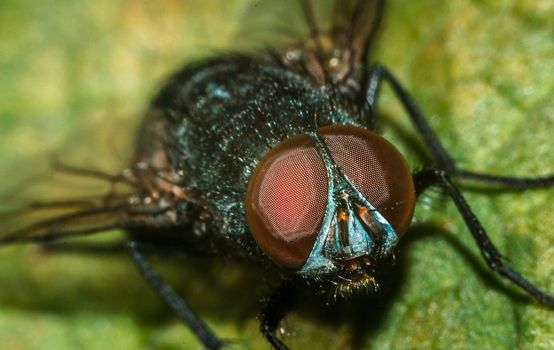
xmin=0 ymin=0 xmax=553 ymax=349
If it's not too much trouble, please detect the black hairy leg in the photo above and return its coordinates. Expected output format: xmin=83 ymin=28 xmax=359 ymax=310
xmin=362 ymin=64 xmax=554 ymax=190
xmin=362 ymin=65 xmax=554 ymax=306
xmin=413 ymin=169 xmax=554 ymax=307
xmin=260 ymin=280 xmax=300 ymax=350
xmin=127 ymin=240 xmax=223 ymax=350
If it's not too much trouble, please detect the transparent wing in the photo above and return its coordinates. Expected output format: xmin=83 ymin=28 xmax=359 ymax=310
xmin=235 ymin=0 xmax=384 ymax=83
xmin=232 ymin=0 xmax=309 ymax=51
xmin=328 ymin=0 xmax=384 ymax=66
xmin=0 ymin=162 xmax=184 ymax=246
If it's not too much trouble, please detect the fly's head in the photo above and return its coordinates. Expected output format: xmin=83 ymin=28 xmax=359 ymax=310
xmin=312 ymin=183 xmax=399 ymax=297
xmin=246 ymin=125 xmax=416 ymax=297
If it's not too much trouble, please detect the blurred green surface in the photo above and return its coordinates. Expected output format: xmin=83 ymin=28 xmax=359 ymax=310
xmin=0 ymin=0 xmax=553 ymax=349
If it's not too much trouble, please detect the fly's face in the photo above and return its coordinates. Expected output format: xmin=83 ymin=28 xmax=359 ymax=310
xmin=246 ymin=125 xmax=416 ymax=293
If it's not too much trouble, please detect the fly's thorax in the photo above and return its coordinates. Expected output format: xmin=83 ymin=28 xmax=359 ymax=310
xmin=246 ymin=124 xmax=416 ymax=293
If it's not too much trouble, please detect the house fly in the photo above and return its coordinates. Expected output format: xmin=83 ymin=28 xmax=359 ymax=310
xmin=0 ymin=0 xmax=553 ymax=349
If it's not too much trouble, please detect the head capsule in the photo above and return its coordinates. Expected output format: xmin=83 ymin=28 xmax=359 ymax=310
xmin=246 ymin=125 xmax=415 ymax=287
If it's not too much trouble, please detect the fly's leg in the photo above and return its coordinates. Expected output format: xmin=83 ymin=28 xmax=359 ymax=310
xmin=127 ymin=240 xmax=223 ymax=350
xmin=363 ymin=64 xmax=456 ymax=171
xmin=260 ymin=280 xmax=299 ymax=350
xmin=413 ymin=169 xmax=554 ymax=307
xmin=362 ymin=64 xmax=554 ymax=189
xmin=452 ymin=170 xmax=554 ymax=189
xmin=362 ymin=66 xmax=554 ymax=306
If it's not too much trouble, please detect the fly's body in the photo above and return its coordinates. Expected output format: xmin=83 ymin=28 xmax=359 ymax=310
xmin=1 ymin=1 xmax=553 ymax=350
xmin=135 ymin=57 xmax=358 ymax=258
xmin=134 ymin=50 xmax=416 ymax=290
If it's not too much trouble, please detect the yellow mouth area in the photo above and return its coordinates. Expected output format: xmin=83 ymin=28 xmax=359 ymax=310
xmin=332 ymin=274 xmax=380 ymax=300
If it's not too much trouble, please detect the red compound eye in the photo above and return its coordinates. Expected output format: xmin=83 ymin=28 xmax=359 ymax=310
xmin=320 ymin=125 xmax=415 ymax=235
xmin=246 ymin=125 xmax=416 ymax=270
xmin=246 ymin=135 xmax=328 ymax=269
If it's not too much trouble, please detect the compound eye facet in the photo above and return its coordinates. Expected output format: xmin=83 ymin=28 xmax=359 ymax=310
xmin=246 ymin=135 xmax=328 ymax=269
xmin=320 ymin=125 xmax=415 ymax=235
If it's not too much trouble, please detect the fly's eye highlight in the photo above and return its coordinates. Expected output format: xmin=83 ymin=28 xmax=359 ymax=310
xmin=246 ymin=135 xmax=328 ymax=269
xmin=320 ymin=125 xmax=416 ymax=235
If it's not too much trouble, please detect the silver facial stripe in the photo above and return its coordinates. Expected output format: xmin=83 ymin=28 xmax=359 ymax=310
xmin=298 ymin=131 xmax=398 ymax=275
